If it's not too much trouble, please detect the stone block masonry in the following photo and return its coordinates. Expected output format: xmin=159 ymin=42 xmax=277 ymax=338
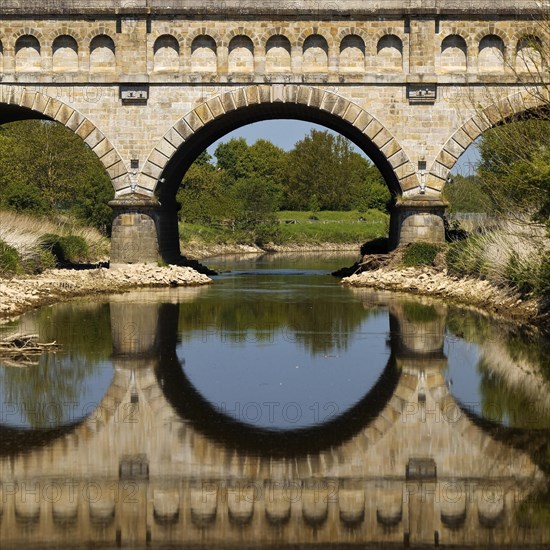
xmin=0 ymin=1 xmax=544 ymax=262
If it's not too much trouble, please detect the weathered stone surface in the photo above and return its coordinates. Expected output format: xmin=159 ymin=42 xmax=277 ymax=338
xmin=0 ymin=5 xmax=542 ymax=264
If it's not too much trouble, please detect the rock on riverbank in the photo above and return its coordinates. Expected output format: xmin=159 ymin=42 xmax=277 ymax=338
xmin=342 ymin=266 xmax=545 ymax=325
xmin=0 ymin=264 xmax=212 ymax=320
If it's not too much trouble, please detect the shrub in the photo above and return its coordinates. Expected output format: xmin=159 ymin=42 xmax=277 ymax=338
xmin=0 ymin=239 xmax=22 ymax=276
xmin=40 ymin=234 xmax=89 ymax=264
xmin=506 ymin=252 xmax=536 ymax=295
xmin=21 ymin=249 xmax=57 ymax=274
xmin=402 ymin=243 xmax=440 ymax=267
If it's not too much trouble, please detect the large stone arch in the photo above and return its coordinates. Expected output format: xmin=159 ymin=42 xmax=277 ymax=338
xmin=428 ymin=88 xmax=549 ymax=191
xmin=140 ymin=84 xmax=417 ymax=199
xmin=129 ymin=85 xmax=419 ymax=264
xmin=0 ymin=87 xmax=129 ymax=192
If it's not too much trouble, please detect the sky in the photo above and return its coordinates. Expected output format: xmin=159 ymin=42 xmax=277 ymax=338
xmin=207 ymin=120 xmax=479 ymax=176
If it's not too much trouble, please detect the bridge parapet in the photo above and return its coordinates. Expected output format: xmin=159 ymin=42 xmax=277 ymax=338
xmin=0 ymin=0 xmax=544 ymax=16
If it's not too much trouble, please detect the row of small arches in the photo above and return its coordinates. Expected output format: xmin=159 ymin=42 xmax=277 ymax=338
xmin=157 ymin=33 xmax=403 ymax=72
xmin=440 ymin=33 xmax=544 ymax=72
xmin=1 ymin=32 xmax=544 ymax=74
xmin=0 ymin=32 xmax=404 ymax=73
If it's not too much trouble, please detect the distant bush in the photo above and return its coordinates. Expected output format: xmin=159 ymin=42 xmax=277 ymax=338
xmin=40 ymin=234 xmax=89 ymax=264
xmin=403 ymin=243 xmax=440 ymax=267
xmin=0 ymin=239 xmax=22 ymax=276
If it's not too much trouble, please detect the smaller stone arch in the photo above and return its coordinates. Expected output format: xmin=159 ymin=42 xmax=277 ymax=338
xmin=228 ymin=35 xmax=254 ymax=73
xmin=90 ymin=34 xmax=116 ymax=73
xmin=303 ymin=34 xmax=329 ymax=72
xmin=153 ymin=34 xmax=180 ymax=72
xmin=47 ymin=26 xmax=84 ymax=44
xmin=225 ymin=28 xmax=261 ymax=49
xmin=428 ymin=88 xmax=549 ymax=191
xmin=3 ymin=87 xmax=129 ymax=193
xmin=296 ymin=28 xmax=334 ymax=50
xmin=376 ymin=35 xmax=403 ymax=71
xmin=52 ymin=35 xmax=79 ymax=72
xmin=478 ymin=34 xmax=505 ymax=72
xmin=265 ymin=35 xmax=291 ymax=73
xmin=516 ymin=35 xmax=544 ymax=73
xmin=190 ymin=35 xmax=217 ymax=73
xmin=184 ymin=27 xmax=221 ymax=50
xmin=15 ymin=34 xmax=41 ymax=72
xmin=339 ymin=34 xmax=366 ymax=72
xmin=440 ymin=34 xmax=467 ymax=72
xmin=336 ymin=27 xmax=370 ymax=49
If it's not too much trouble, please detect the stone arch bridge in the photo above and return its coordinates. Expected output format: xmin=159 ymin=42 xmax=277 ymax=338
xmin=0 ymin=1 xmax=546 ymax=264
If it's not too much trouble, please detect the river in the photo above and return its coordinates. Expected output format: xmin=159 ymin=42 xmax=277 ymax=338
xmin=0 ymin=252 xmax=549 ymax=548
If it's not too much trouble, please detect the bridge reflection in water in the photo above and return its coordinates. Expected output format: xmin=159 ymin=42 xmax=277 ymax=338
xmin=0 ymin=291 xmax=549 ymax=548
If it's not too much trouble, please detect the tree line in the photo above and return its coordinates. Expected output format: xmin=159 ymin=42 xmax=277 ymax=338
xmin=177 ymin=129 xmax=390 ymax=242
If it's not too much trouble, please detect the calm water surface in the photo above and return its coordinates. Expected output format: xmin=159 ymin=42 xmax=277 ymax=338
xmin=0 ymin=252 xmax=549 ymax=548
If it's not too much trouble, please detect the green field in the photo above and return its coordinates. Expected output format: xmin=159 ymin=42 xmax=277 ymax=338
xmin=179 ymin=210 xmax=389 ymax=246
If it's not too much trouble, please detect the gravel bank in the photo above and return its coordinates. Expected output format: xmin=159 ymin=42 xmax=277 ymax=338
xmin=0 ymin=264 xmax=212 ymax=320
xmin=342 ymin=266 xmax=546 ymax=326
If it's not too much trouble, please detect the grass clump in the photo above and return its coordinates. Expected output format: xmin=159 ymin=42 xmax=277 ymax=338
xmin=0 ymin=239 xmax=22 ymax=276
xmin=445 ymin=220 xmax=550 ymax=297
xmin=402 ymin=243 xmax=440 ymax=267
xmin=40 ymin=234 xmax=89 ymax=264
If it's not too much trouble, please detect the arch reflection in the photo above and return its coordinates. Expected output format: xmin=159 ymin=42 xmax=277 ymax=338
xmin=0 ymin=284 xmax=549 ymax=547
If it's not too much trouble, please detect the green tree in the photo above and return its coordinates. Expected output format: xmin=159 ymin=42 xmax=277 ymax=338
xmin=0 ymin=120 xmax=114 ymax=232
xmin=443 ymin=174 xmax=493 ymax=213
xmin=477 ymin=119 xmax=550 ymax=224
xmin=284 ymin=129 xmax=388 ymax=211
xmin=232 ymin=176 xmax=282 ymax=244
xmin=214 ymin=137 xmax=254 ymax=182
xmin=177 ymin=161 xmax=236 ymax=224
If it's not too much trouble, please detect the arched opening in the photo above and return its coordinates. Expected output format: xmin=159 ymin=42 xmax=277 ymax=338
xmin=190 ymin=35 xmax=217 ymax=73
xmin=0 ymin=97 xmax=122 ymax=273
xmin=265 ymin=35 xmax=291 ymax=72
xmin=440 ymin=34 xmax=467 ymax=72
xmin=516 ymin=35 xmax=543 ymax=73
xmin=89 ymin=35 xmax=116 ymax=73
xmin=478 ymin=34 xmax=504 ymax=72
xmin=52 ymin=35 xmax=79 ymax=72
xmin=228 ymin=35 xmax=254 ymax=73
xmin=339 ymin=35 xmax=365 ymax=72
xmin=153 ymin=35 xmax=180 ymax=72
xmin=149 ymin=94 xmax=406 ymax=262
xmin=440 ymin=103 xmax=550 ymax=295
xmin=0 ymin=41 xmax=4 ymax=72
xmin=376 ymin=35 xmax=402 ymax=71
xmin=15 ymin=35 xmax=41 ymax=72
xmin=303 ymin=34 xmax=328 ymax=72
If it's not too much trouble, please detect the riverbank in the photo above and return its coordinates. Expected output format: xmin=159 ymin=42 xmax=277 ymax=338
xmin=0 ymin=264 xmax=212 ymax=321
xmin=342 ymin=266 xmax=548 ymax=328
xmin=182 ymin=241 xmax=362 ymax=260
